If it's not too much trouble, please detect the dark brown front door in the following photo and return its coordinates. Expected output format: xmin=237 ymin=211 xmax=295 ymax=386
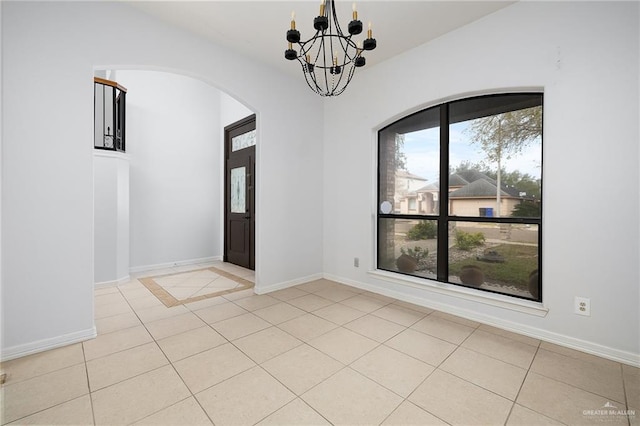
xmin=224 ymin=115 xmax=256 ymax=270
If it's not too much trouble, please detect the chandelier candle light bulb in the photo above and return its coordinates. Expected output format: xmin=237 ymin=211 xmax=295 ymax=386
xmin=347 ymin=2 xmax=363 ymax=35
xmin=284 ymin=0 xmax=377 ymax=96
xmin=305 ymin=53 xmax=314 ymax=73
xmin=363 ymin=21 xmax=377 ymax=50
xmin=284 ymin=41 xmax=297 ymax=60
xmin=286 ymin=10 xmax=301 ymax=43
xmin=331 ymin=52 xmax=341 ymax=74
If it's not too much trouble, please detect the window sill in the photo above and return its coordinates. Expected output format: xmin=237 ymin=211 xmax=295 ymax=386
xmin=367 ymin=269 xmax=549 ymax=317
xmin=93 ymin=150 xmax=130 ymax=160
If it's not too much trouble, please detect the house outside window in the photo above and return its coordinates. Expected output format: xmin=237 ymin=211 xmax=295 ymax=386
xmin=377 ymin=93 xmax=542 ymax=301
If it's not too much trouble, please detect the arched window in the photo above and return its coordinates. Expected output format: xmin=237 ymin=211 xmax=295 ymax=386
xmin=378 ymin=93 xmax=542 ymax=301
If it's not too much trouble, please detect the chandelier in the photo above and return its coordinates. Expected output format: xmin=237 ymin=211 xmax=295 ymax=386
xmin=284 ymin=0 xmax=377 ymax=97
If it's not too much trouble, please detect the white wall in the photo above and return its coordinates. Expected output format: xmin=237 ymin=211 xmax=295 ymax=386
xmin=116 ymin=70 xmax=222 ymax=270
xmin=323 ymin=2 xmax=639 ymax=364
xmin=1 ymin=1 xmax=324 ymax=359
xmin=0 ymin=0 xmax=5 ymax=362
xmin=94 ymin=153 xmax=130 ymax=284
xmin=221 ymin=92 xmax=253 ymax=128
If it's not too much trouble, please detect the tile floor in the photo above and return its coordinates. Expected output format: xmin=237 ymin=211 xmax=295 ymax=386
xmin=139 ymin=262 xmax=255 ymax=307
xmin=153 ymin=269 xmax=250 ymax=301
xmin=1 ymin=262 xmax=638 ymax=425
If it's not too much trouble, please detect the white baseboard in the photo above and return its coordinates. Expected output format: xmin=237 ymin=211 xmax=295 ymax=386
xmin=95 ymin=275 xmax=131 ymax=289
xmin=1 ymin=327 xmax=97 ymax=362
xmin=323 ymin=273 xmax=640 ymax=368
xmin=255 ymin=273 xmax=324 ymax=295
xmin=129 ymin=256 xmax=221 ymax=274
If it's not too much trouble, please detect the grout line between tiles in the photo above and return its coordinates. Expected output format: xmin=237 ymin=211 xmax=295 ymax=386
xmin=149 ymin=330 xmax=221 ymax=425
xmin=620 ymin=364 xmax=632 ymax=426
xmin=82 ymin=328 xmax=154 ymax=363
xmin=2 ymin=394 xmax=94 ymax=426
xmin=342 ymin=316 xmax=408 ymax=345
xmin=0 ymin=359 xmax=88 ymax=388
xmin=130 ymin=396 xmax=199 ymax=426
xmin=508 ymin=344 xmax=566 ymax=425
xmin=405 ymin=322 xmax=528 ymax=421
xmin=80 ymin=343 xmax=98 ymax=426
xmin=121 ymin=288 xmax=225 ymax=425
xmin=527 ymin=349 xmax=628 ymax=406
xmin=392 ymin=363 xmax=448 ymax=425
xmin=455 ymin=329 xmax=539 ymax=370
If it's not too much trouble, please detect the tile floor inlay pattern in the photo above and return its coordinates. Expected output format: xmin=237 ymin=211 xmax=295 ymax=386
xmin=1 ymin=262 xmax=638 ymax=425
xmin=139 ymin=266 xmax=253 ymax=307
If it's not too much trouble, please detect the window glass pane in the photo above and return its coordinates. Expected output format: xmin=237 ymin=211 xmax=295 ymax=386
xmin=103 ymin=85 xmax=115 ymax=149
xmin=230 ymin=167 xmax=246 ymax=213
xmin=115 ymin=88 xmax=125 ymax=152
xmin=378 ymin=218 xmax=437 ymax=280
xmin=447 ymin=221 xmax=539 ymax=300
xmin=94 ymin=81 xmax=126 ymax=152
xmin=449 ymin=95 xmax=542 ymax=218
xmin=232 ymin=129 xmax=256 ymax=152
xmin=94 ymin=84 xmax=104 ymax=148
xmin=379 ymin=108 xmax=440 ymax=215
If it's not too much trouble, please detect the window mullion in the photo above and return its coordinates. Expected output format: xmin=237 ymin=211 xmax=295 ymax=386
xmin=437 ymin=105 xmax=449 ymax=282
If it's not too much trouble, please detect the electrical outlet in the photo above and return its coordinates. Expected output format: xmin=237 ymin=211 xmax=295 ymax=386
xmin=354 ymin=257 xmax=359 ymax=267
xmin=574 ymin=297 xmax=591 ymax=316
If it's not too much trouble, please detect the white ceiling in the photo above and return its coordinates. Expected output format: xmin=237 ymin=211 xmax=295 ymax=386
xmin=126 ymin=1 xmax=514 ymax=76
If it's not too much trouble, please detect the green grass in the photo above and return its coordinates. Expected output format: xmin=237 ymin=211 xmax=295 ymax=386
xmin=449 ymin=244 xmax=538 ymax=290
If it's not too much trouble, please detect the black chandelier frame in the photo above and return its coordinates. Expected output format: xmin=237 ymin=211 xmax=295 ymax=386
xmin=285 ymin=0 xmax=377 ymax=97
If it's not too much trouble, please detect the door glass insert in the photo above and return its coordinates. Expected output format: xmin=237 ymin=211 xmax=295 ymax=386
xmin=231 ymin=129 xmax=257 ymax=152
xmin=230 ymin=167 xmax=246 ymax=213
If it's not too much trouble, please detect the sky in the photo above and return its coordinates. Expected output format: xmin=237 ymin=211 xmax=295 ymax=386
xmin=402 ymin=121 xmax=542 ymax=183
